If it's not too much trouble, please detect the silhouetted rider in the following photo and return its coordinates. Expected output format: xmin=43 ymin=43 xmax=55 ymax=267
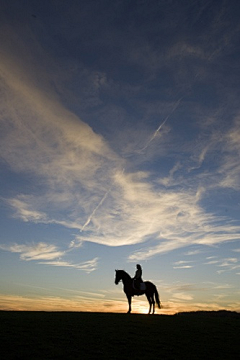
xmin=133 ymin=264 xmax=143 ymax=290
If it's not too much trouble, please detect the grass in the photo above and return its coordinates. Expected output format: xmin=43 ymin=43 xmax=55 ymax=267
xmin=0 ymin=310 xmax=239 ymax=359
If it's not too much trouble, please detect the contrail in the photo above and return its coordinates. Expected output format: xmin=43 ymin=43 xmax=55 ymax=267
xmin=80 ymin=188 xmax=111 ymax=232
xmin=141 ymin=97 xmax=183 ymax=151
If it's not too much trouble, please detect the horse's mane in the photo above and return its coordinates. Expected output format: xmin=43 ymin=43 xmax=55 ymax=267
xmin=118 ymin=269 xmax=132 ymax=280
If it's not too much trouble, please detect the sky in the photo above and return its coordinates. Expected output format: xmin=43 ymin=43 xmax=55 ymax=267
xmin=1 ymin=0 xmax=240 ymax=314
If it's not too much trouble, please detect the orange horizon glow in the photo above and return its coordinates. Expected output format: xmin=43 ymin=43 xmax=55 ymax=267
xmin=1 ymin=294 xmax=239 ymax=315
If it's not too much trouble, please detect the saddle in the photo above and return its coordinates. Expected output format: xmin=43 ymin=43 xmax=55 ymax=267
xmin=132 ymin=280 xmax=146 ymax=291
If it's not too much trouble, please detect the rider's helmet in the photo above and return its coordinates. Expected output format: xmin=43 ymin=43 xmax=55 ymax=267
xmin=136 ymin=264 xmax=141 ymax=269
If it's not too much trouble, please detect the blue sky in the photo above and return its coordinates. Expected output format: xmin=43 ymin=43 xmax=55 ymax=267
xmin=1 ymin=0 xmax=240 ymax=314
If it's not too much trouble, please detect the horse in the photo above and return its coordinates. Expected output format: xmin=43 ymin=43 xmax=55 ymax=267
xmin=115 ymin=269 xmax=161 ymax=314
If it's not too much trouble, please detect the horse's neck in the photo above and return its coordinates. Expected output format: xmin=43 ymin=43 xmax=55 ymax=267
xmin=121 ymin=271 xmax=131 ymax=283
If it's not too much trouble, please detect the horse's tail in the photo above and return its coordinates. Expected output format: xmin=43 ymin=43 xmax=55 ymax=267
xmin=154 ymin=286 xmax=161 ymax=309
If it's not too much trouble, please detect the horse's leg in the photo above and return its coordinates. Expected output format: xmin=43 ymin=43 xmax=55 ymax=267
xmin=146 ymin=294 xmax=151 ymax=314
xmin=127 ymin=294 xmax=132 ymax=313
xmin=152 ymin=295 xmax=155 ymax=314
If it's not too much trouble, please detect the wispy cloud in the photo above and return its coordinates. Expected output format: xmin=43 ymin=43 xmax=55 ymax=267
xmin=0 ymin=242 xmax=98 ymax=272
xmin=205 ymin=259 xmax=219 ymax=265
xmin=216 ymin=258 xmax=240 ymax=274
xmin=184 ymin=249 xmax=202 ymax=256
xmin=0 ymin=242 xmax=64 ymax=261
xmin=38 ymin=257 xmax=98 ymax=273
xmin=8 ymin=197 xmax=47 ymax=223
xmin=1 ymin=4 xmax=240 ymax=268
xmin=205 ymin=256 xmax=240 ymax=274
xmin=171 ymin=293 xmax=193 ymax=301
xmin=173 ymin=260 xmax=194 ymax=269
xmin=173 ymin=265 xmax=193 ymax=269
xmin=219 ymin=117 xmax=240 ymax=190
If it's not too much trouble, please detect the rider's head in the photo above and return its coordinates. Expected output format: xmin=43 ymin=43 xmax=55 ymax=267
xmin=136 ymin=264 xmax=141 ymax=269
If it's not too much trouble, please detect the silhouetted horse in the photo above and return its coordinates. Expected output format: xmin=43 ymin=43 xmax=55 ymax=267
xmin=115 ymin=270 xmax=161 ymax=314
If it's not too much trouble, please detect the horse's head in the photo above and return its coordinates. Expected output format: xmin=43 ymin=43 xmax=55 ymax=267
xmin=115 ymin=269 xmax=122 ymax=285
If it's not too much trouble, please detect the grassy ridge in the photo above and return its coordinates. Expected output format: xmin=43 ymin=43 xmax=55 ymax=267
xmin=1 ymin=311 xmax=239 ymax=359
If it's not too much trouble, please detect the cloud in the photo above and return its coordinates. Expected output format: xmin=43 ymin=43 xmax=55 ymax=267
xmin=38 ymin=257 xmax=98 ymax=273
xmin=213 ymin=284 xmax=234 ymax=290
xmin=5 ymin=153 xmax=240 ymax=260
xmin=205 ymin=256 xmax=240 ymax=274
xmin=0 ymin=27 xmax=118 ymax=195
xmin=7 ymin=197 xmax=47 ymax=222
xmin=184 ymin=249 xmax=202 ymax=256
xmin=0 ymin=242 xmax=64 ymax=261
xmin=1 ymin=4 xmax=240 ymax=267
xmin=0 ymin=242 xmax=98 ymax=272
xmin=173 ymin=260 xmax=194 ymax=269
xmin=218 ymin=117 xmax=240 ymax=190
xmin=0 ymin=293 xmax=128 ymax=312
xmin=3 ymin=109 xmax=240 ymax=261
xmin=205 ymin=260 xmax=219 ymax=265
xmin=0 ymin=70 xmax=116 ymax=188
xmin=75 ymin=170 xmax=219 ymax=248
xmin=167 ymin=284 xmax=206 ymax=292
xmin=219 ymin=258 xmax=238 ymax=267
xmin=171 ymin=293 xmax=193 ymax=301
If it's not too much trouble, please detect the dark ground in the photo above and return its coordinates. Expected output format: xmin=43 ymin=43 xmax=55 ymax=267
xmin=0 ymin=310 xmax=239 ymax=359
